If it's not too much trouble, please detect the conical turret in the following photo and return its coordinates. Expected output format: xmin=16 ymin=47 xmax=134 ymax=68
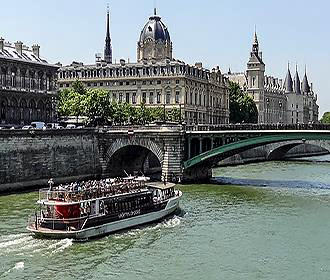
xmin=284 ymin=64 xmax=293 ymax=93
xmin=302 ymin=67 xmax=310 ymax=94
xmin=294 ymin=65 xmax=301 ymax=94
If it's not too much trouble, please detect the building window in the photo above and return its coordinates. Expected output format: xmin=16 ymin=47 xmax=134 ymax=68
xmin=126 ymin=81 xmax=130 ymax=85
xmin=142 ymin=81 xmax=146 ymax=85
xmin=149 ymin=92 xmax=154 ymax=104
xmin=149 ymin=81 xmax=153 ymax=85
xmin=157 ymin=91 xmax=161 ymax=104
xmin=166 ymin=92 xmax=171 ymax=104
xmin=195 ymin=93 xmax=198 ymax=105
xmin=252 ymin=77 xmax=256 ymax=87
xmin=132 ymin=92 xmax=136 ymax=104
xmin=87 ymin=83 xmax=91 ymax=87
xmin=190 ymin=92 xmax=193 ymax=105
xmin=100 ymin=82 xmax=103 ymax=86
xmin=142 ymin=92 xmax=147 ymax=103
xmin=119 ymin=93 xmax=123 ymax=103
xmin=119 ymin=82 xmax=123 ymax=86
xmin=157 ymin=80 xmax=161 ymax=85
xmin=94 ymin=83 xmax=97 ymax=86
xmin=126 ymin=92 xmax=130 ymax=103
xmin=175 ymin=91 xmax=180 ymax=104
xmin=176 ymin=80 xmax=180 ymax=84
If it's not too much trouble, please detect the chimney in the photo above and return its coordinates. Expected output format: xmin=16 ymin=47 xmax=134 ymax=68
xmin=120 ymin=59 xmax=125 ymax=66
xmin=0 ymin=38 xmax=4 ymax=52
xmin=195 ymin=62 xmax=202 ymax=68
xmin=310 ymin=83 xmax=313 ymax=91
xmin=15 ymin=41 xmax=23 ymax=55
xmin=32 ymin=44 xmax=40 ymax=58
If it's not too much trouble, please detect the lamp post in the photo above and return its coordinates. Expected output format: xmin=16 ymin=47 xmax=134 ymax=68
xmin=266 ymin=98 xmax=270 ymax=123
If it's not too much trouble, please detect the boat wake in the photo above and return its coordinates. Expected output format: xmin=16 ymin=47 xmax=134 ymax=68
xmin=0 ymin=232 xmax=73 ymax=257
xmin=112 ymin=215 xmax=183 ymax=240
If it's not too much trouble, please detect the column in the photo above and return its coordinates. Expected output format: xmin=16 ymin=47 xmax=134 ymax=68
xmin=187 ymin=138 xmax=191 ymax=159
xmin=199 ymin=137 xmax=203 ymax=154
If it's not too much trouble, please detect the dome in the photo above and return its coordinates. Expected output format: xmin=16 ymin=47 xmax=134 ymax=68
xmin=139 ymin=15 xmax=171 ymax=43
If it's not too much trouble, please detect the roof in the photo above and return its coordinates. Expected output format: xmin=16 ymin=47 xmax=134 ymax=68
xmin=294 ymin=70 xmax=301 ymax=94
xmin=139 ymin=15 xmax=171 ymax=43
xmin=284 ymin=68 xmax=293 ymax=93
xmin=0 ymin=41 xmax=56 ymax=67
xmin=148 ymin=182 xmax=176 ymax=190
xmin=302 ymin=73 xmax=310 ymax=93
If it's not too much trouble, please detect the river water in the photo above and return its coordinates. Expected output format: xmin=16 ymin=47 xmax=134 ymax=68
xmin=1 ymin=155 xmax=330 ymax=279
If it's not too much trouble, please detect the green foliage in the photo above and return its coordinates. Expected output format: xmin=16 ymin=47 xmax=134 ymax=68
xmin=58 ymin=81 xmax=182 ymax=125
xmin=320 ymin=112 xmax=330 ymax=124
xmin=229 ymin=81 xmax=258 ymax=124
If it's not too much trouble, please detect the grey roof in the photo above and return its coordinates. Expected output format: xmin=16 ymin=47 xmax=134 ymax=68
xmin=302 ymin=73 xmax=310 ymax=93
xmin=294 ymin=69 xmax=301 ymax=94
xmin=284 ymin=68 xmax=293 ymax=93
xmin=0 ymin=41 xmax=51 ymax=66
xmin=139 ymin=15 xmax=171 ymax=43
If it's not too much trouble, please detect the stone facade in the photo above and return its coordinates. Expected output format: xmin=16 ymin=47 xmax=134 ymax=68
xmin=0 ymin=38 xmax=59 ymax=125
xmin=57 ymin=10 xmax=230 ymax=125
xmin=226 ymin=32 xmax=319 ymax=124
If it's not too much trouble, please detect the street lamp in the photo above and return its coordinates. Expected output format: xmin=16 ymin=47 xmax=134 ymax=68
xmin=266 ymin=98 xmax=270 ymax=123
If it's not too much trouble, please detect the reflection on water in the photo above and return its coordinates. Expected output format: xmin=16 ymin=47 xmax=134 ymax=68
xmin=1 ymin=155 xmax=330 ymax=279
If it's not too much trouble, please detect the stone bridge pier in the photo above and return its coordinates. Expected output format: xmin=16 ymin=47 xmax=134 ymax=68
xmin=98 ymin=126 xmax=185 ymax=182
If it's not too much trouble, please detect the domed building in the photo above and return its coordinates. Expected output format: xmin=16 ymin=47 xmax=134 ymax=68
xmin=137 ymin=9 xmax=172 ymax=62
xmin=58 ymin=8 xmax=230 ymax=126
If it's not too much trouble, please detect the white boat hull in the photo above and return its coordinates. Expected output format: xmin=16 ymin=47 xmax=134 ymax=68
xmin=28 ymin=191 xmax=182 ymax=240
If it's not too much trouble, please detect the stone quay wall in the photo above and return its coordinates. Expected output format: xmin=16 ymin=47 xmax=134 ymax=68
xmin=0 ymin=129 xmax=100 ymax=193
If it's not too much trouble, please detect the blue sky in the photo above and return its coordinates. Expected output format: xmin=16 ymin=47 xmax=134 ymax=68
xmin=1 ymin=0 xmax=329 ymax=116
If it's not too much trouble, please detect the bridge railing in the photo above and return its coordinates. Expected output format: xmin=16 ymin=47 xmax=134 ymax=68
xmin=185 ymin=123 xmax=330 ymax=131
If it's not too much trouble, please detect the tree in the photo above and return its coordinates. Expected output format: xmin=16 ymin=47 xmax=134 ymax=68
xmin=320 ymin=112 xmax=330 ymax=124
xmin=58 ymin=80 xmax=86 ymax=122
xmin=229 ymin=81 xmax=258 ymax=124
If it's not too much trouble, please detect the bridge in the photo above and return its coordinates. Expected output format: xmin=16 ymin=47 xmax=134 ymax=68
xmin=1 ymin=123 xmax=330 ymax=191
xmin=98 ymin=123 xmax=330 ymax=182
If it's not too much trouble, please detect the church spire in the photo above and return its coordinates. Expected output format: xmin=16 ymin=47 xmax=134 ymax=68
xmin=104 ymin=5 xmax=112 ymax=64
xmin=252 ymin=26 xmax=259 ymax=54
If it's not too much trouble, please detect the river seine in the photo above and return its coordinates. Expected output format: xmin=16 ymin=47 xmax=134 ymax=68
xmin=1 ymin=155 xmax=330 ymax=279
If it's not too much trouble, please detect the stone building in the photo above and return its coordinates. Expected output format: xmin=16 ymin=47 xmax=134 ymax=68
xmin=226 ymin=32 xmax=319 ymax=124
xmin=0 ymin=38 xmax=59 ymax=125
xmin=58 ymin=9 xmax=230 ymax=125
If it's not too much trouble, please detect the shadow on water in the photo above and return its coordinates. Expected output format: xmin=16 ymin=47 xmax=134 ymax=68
xmin=212 ymin=176 xmax=330 ymax=190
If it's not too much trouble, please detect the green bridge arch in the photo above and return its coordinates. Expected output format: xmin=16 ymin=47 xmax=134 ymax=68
xmin=184 ymin=132 xmax=330 ymax=170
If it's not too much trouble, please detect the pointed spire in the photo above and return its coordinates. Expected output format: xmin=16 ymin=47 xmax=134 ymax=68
xmin=252 ymin=26 xmax=259 ymax=54
xmin=294 ymin=64 xmax=301 ymax=94
xmin=284 ymin=62 xmax=293 ymax=93
xmin=104 ymin=4 xmax=112 ymax=64
xmin=302 ymin=66 xmax=310 ymax=94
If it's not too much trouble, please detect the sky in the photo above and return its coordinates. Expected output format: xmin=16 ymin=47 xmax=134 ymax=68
xmin=1 ymin=0 xmax=329 ymax=116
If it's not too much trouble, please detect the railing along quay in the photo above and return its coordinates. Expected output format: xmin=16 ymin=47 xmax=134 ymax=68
xmin=185 ymin=123 xmax=330 ymax=131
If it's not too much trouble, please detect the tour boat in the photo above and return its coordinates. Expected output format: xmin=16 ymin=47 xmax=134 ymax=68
xmin=27 ymin=177 xmax=182 ymax=240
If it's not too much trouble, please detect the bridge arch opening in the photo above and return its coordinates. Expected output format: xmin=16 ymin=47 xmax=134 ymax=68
xmin=106 ymin=145 xmax=162 ymax=180
xmin=267 ymin=143 xmax=329 ymax=161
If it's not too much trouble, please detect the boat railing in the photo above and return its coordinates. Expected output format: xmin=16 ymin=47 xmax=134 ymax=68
xmin=28 ymin=213 xmax=89 ymax=231
xmin=39 ymin=181 xmax=147 ymax=203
